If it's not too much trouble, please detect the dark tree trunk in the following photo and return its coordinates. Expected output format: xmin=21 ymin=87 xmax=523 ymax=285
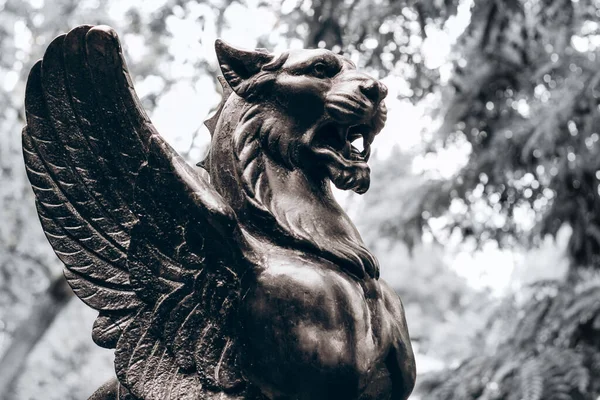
xmin=0 ymin=275 xmax=73 ymax=396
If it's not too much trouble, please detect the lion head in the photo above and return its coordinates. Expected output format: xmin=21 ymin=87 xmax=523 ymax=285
xmin=205 ymin=41 xmax=387 ymax=279
xmin=211 ymin=40 xmax=387 ymax=194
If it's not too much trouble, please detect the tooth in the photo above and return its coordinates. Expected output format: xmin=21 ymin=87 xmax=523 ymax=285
xmin=365 ymin=128 xmax=375 ymax=145
xmin=343 ymin=142 xmax=351 ymax=159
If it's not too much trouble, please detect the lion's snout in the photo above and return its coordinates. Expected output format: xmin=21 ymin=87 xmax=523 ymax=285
xmin=335 ymin=72 xmax=387 ymax=102
xmin=359 ymin=78 xmax=388 ymax=104
xmin=325 ymin=73 xmax=387 ymax=124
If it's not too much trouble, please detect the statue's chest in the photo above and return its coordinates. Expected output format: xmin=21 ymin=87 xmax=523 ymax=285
xmin=239 ymin=251 xmax=403 ymax=399
xmin=255 ymin=251 xmax=401 ymax=346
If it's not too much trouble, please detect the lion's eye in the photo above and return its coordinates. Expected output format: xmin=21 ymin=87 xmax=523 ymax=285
xmin=311 ymin=62 xmax=328 ymax=78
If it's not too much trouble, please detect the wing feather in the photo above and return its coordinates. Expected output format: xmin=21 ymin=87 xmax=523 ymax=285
xmin=25 ymin=64 xmax=131 ymax=261
xmin=93 ymin=312 xmax=136 ymax=348
xmin=124 ymin=136 xmax=248 ymax=393
xmin=23 ymin=24 xmax=253 ymax=398
xmin=47 ymin=28 xmax=137 ymax=232
xmin=83 ymin=27 xmax=153 ymax=193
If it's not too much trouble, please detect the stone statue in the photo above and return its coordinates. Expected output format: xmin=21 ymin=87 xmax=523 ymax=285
xmin=22 ymin=25 xmax=416 ymax=400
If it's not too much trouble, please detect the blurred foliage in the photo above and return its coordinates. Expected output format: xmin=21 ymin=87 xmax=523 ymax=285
xmin=1 ymin=0 xmax=600 ymax=399
xmin=264 ymin=0 xmax=459 ymax=99
xmin=416 ymin=0 xmax=600 ymax=272
xmin=420 ymin=278 xmax=600 ymax=399
xmin=366 ymin=238 xmax=495 ymax=364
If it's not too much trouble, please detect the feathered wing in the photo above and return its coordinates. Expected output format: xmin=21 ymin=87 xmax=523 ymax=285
xmin=23 ymin=25 xmax=252 ymax=399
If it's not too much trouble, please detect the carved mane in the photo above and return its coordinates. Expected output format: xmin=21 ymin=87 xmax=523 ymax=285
xmin=205 ymin=85 xmax=379 ymax=278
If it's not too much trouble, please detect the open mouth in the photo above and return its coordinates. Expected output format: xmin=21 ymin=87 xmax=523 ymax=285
xmin=312 ymin=122 xmax=373 ymax=162
xmin=310 ymin=121 xmax=375 ymax=194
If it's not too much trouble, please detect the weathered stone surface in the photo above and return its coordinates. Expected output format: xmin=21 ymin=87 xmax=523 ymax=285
xmin=22 ymin=24 xmax=416 ymax=400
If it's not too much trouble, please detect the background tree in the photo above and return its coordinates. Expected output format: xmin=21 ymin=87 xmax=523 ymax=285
xmin=417 ymin=0 xmax=600 ymax=396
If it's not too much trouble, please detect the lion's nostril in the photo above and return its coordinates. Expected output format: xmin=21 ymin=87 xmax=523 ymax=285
xmin=360 ymin=80 xmax=381 ymax=102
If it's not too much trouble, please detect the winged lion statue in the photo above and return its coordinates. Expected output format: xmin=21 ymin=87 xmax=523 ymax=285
xmin=22 ymin=25 xmax=416 ymax=400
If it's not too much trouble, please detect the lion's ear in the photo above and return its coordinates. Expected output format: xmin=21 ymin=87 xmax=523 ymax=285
xmin=215 ymin=40 xmax=275 ymax=96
